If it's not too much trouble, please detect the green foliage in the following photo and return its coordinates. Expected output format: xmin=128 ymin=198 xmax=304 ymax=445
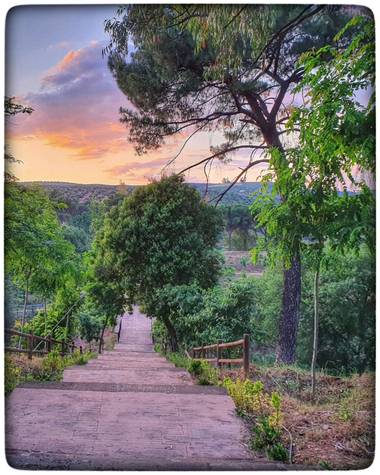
xmin=221 ymin=205 xmax=257 ymax=251
xmin=77 ymin=303 xmax=105 ymax=343
xmin=5 ymin=184 xmax=78 ymax=290
xmin=188 ymin=360 xmax=218 ymax=386
xmin=319 ymin=460 xmax=333 ymax=470
xmin=188 ymin=360 xmax=203 ymax=377
xmin=5 ymin=350 xmax=96 ymax=392
xmin=24 ymin=280 xmax=83 ymax=341
xmin=251 ymin=417 xmax=288 ymax=462
xmin=298 ymin=247 xmax=375 ymax=374
xmin=4 ymin=356 xmax=21 ymax=395
xmin=89 ymin=175 xmax=223 ymax=348
xmin=153 ymin=244 xmax=373 ymax=376
xmin=155 ymin=279 xmax=258 ymax=349
xmin=224 ymin=377 xmax=288 ymax=461
xmin=166 ymin=352 xmax=190 ymax=370
xmin=224 ymin=378 xmax=267 ymax=414
xmin=104 ymin=5 xmax=348 ymax=158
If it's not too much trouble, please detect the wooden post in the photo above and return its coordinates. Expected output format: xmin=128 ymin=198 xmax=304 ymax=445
xmin=28 ymin=332 xmax=33 ymax=360
xmin=80 ymin=346 xmax=83 ymax=355
xmin=243 ymin=333 xmax=250 ymax=379
xmin=71 ymin=342 xmax=75 ymax=353
xmin=47 ymin=335 xmax=52 ymax=353
xmin=61 ymin=340 xmax=65 ymax=357
xmin=201 ymin=345 xmax=204 ymax=359
xmin=217 ymin=340 xmax=222 ymax=368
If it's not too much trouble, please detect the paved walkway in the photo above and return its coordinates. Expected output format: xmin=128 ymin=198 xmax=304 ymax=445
xmin=6 ymin=307 xmax=285 ymax=470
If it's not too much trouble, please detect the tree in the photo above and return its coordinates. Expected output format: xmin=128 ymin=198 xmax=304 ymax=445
xmin=295 ymin=15 xmax=374 ymax=393
xmin=104 ymin=4 xmax=356 ymax=362
xmin=5 ymin=185 xmax=76 ymax=338
xmin=222 ymin=205 xmax=256 ymax=251
xmin=90 ymin=175 xmax=223 ymax=350
xmin=252 ymin=15 xmax=374 ymax=391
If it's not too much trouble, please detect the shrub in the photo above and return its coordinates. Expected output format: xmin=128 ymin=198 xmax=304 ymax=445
xmin=5 ymin=356 xmax=21 ymax=395
xmin=188 ymin=359 xmax=218 ymax=385
xmin=188 ymin=359 xmax=203 ymax=377
xmin=224 ymin=378 xmax=288 ymax=462
xmin=166 ymin=352 xmax=190 ymax=369
xmin=223 ymin=378 xmax=269 ymax=415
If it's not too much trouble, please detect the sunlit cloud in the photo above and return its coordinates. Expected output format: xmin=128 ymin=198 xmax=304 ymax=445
xmin=7 ymin=41 xmax=130 ymax=160
xmin=7 ymin=38 xmax=269 ymax=184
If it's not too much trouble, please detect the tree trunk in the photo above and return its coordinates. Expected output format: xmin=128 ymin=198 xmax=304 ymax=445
xmin=311 ymin=264 xmax=320 ymax=398
xmin=19 ymin=274 xmax=30 ymax=349
xmin=264 ymin=130 xmax=302 ymax=366
xmin=98 ymin=318 xmax=108 ymax=354
xmin=162 ymin=315 xmax=178 ymax=352
xmin=276 ymin=254 xmax=301 ymax=364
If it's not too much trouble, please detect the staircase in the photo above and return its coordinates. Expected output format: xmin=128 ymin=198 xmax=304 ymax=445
xmin=6 ymin=307 xmax=285 ymax=470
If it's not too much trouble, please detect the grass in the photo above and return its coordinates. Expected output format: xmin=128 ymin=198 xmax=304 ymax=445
xmin=158 ymin=346 xmax=219 ymax=386
xmin=221 ymin=364 xmax=375 ymax=469
xmin=5 ymin=349 xmax=97 ymax=395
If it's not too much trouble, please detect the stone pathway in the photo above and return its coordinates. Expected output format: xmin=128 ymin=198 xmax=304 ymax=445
xmin=6 ymin=307 xmax=285 ymax=470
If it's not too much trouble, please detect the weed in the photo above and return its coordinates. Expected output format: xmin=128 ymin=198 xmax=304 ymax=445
xmin=319 ymin=460 xmax=333 ymax=470
xmin=4 ymin=350 xmax=97 ymax=392
xmin=223 ymin=378 xmax=269 ymax=415
xmin=167 ymin=352 xmax=190 ymax=369
xmin=224 ymin=377 xmax=288 ymax=462
xmin=337 ymin=387 xmax=360 ymax=422
xmin=188 ymin=359 xmax=203 ymax=376
xmin=5 ymin=356 xmax=21 ymax=395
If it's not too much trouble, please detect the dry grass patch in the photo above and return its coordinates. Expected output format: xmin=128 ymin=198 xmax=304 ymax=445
xmin=222 ymin=365 xmax=374 ymax=469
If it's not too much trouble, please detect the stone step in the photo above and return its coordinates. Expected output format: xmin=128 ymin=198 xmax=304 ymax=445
xmin=18 ymin=381 xmax=227 ymax=395
xmin=6 ymin=387 xmax=255 ymax=468
xmin=63 ymin=368 xmax=193 ymax=385
xmin=64 ymin=365 xmax=185 ymax=373
xmin=7 ymin=451 xmax=288 ymax=471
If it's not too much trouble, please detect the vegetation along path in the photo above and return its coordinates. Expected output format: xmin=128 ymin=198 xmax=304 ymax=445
xmin=6 ymin=307 xmax=285 ymax=470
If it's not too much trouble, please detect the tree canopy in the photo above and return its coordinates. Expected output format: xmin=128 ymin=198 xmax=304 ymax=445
xmin=89 ymin=175 xmax=223 ymax=348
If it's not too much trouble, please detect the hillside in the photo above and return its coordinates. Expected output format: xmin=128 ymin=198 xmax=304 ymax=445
xmin=21 ymin=181 xmax=268 ymax=206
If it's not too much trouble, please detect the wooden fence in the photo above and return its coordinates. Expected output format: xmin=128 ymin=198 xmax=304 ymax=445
xmin=4 ymin=328 xmax=81 ymax=360
xmin=189 ymin=334 xmax=250 ymax=379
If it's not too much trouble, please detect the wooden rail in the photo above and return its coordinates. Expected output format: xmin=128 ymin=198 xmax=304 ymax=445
xmin=189 ymin=334 xmax=250 ymax=379
xmin=4 ymin=328 xmax=81 ymax=360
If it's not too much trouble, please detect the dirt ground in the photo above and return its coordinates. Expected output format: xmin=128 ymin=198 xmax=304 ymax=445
xmin=221 ymin=365 xmax=375 ymax=469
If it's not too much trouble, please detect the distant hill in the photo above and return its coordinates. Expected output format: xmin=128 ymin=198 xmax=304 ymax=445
xmin=21 ymin=181 xmax=270 ymax=206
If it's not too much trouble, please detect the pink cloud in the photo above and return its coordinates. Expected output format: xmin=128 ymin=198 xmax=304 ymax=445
xmin=7 ymin=42 xmax=132 ymax=160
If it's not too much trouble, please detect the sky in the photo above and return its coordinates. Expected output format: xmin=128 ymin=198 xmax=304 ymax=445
xmin=5 ymin=5 xmax=267 ymax=185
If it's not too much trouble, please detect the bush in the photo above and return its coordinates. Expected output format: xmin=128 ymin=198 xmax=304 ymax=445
xmin=224 ymin=378 xmax=269 ymax=415
xmin=5 ymin=356 xmax=21 ymax=395
xmin=187 ymin=359 xmax=218 ymax=385
xmin=298 ymin=247 xmax=375 ymax=374
xmin=224 ymin=377 xmax=288 ymax=462
xmin=5 ymin=349 xmax=97 ymax=391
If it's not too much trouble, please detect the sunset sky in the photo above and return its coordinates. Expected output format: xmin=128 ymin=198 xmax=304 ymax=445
xmin=5 ymin=5 xmax=267 ymax=185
